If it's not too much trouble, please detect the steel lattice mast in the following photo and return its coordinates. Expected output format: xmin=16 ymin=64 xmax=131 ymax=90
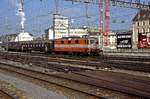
xmin=104 ymin=0 xmax=110 ymax=46
xmin=20 ymin=0 xmax=25 ymax=33
xmin=99 ymin=0 xmax=110 ymax=47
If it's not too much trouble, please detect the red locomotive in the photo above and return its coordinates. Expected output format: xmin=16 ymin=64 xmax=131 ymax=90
xmin=54 ymin=36 xmax=101 ymax=55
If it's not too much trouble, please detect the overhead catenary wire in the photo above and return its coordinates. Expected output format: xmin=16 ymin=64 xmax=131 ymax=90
xmin=0 ymin=0 xmax=144 ymax=36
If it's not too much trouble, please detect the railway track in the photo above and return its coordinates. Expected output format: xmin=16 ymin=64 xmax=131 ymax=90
xmin=0 ymin=79 xmax=30 ymax=99
xmin=1 ymin=51 xmax=150 ymax=62
xmin=0 ymin=90 xmax=14 ymax=99
xmin=0 ymin=62 xmax=110 ymax=99
xmin=1 ymin=51 xmax=150 ymax=72
xmin=0 ymin=61 xmax=149 ymax=98
xmin=0 ymin=52 xmax=150 ymax=77
xmin=72 ymin=72 xmax=150 ymax=97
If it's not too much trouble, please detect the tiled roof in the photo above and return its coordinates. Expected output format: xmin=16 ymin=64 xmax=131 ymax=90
xmin=133 ymin=10 xmax=150 ymax=21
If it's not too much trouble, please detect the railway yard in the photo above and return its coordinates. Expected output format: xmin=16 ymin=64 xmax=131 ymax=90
xmin=0 ymin=51 xmax=150 ymax=99
xmin=1 ymin=0 xmax=150 ymax=99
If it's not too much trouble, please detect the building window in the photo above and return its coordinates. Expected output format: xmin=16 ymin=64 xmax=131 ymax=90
xmin=148 ymin=28 xmax=150 ymax=32
xmin=142 ymin=28 xmax=145 ymax=33
xmin=137 ymin=22 xmax=139 ymax=26
xmin=137 ymin=29 xmax=139 ymax=33
xmin=143 ymin=21 xmax=145 ymax=26
xmin=75 ymin=40 xmax=79 ymax=44
xmin=61 ymin=41 xmax=64 ymax=44
xmin=68 ymin=40 xmax=71 ymax=44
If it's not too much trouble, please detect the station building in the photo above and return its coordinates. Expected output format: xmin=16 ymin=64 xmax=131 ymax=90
xmin=0 ymin=32 xmax=33 ymax=42
xmin=132 ymin=10 xmax=150 ymax=49
xmin=0 ymin=34 xmax=17 ymax=42
xmin=45 ymin=14 xmax=88 ymax=40
xmin=88 ymin=31 xmax=117 ymax=49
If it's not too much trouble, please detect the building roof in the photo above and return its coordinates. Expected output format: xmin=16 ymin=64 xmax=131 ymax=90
xmin=0 ymin=32 xmax=33 ymax=42
xmin=0 ymin=33 xmax=17 ymax=42
xmin=133 ymin=10 xmax=150 ymax=21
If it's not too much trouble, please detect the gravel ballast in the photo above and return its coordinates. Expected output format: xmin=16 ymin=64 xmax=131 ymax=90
xmin=0 ymin=72 xmax=67 ymax=99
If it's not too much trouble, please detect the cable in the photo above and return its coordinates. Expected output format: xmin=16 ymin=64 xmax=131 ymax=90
xmin=24 ymin=0 xmax=34 ymax=5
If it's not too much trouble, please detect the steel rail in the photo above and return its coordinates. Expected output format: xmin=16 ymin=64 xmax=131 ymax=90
xmin=0 ymin=62 xmax=106 ymax=99
xmin=0 ymin=62 xmax=148 ymax=98
xmin=0 ymin=90 xmax=14 ymax=99
xmin=0 ymin=51 xmax=150 ymax=72
xmin=72 ymin=72 xmax=150 ymax=98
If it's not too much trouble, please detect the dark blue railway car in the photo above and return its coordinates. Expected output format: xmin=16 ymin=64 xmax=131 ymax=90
xmin=5 ymin=40 xmax=54 ymax=52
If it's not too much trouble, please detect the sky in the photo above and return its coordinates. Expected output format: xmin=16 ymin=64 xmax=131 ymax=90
xmin=0 ymin=0 xmax=149 ymax=37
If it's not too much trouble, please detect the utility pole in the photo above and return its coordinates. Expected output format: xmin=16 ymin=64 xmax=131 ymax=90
xmin=54 ymin=0 xmax=59 ymax=14
xmin=85 ymin=3 xmax=90 ymax=34
xmin=53 ymin=0 xmax=61 ymax=40
xmin=20 ymin=0 xmax=24 ymax=11
xmin=40 ymin=0 xmax=59 ymax=14
xmin=5 ymin=17 xmax=8 ymax=30
xmin=99 ymin=0 xmax=110 ymax=49
xmin=20 ymin=0 xmax=25 ymax=33
xmin=40 ymin=0 xmax=60 ymax=40
xmin=99 ymin=0 xmax=105 ymax=49
xmin=6 ymin=36 xmax=8 ymax=52
xmin=4 ymin=16 xmax=9 ymax=51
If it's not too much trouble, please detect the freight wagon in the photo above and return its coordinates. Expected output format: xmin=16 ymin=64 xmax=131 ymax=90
xmin=6 ymin=40 xmax=54 ymax=52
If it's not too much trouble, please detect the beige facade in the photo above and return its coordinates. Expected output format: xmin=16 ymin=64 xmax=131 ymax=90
xmin=69 ymin=28 xmax=87 ymax=37
xmin=53 ymin=14 xmax=69 ymax=39
xmin=132 ymin=10 xmax=150 ymax=49
xmin=133 ymin=21 xmax=150 ymax=33
xmin=88 ymin=31 xmax=116 ymax=49
xmin=47 ymin=15 xmax=88 ymax=40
